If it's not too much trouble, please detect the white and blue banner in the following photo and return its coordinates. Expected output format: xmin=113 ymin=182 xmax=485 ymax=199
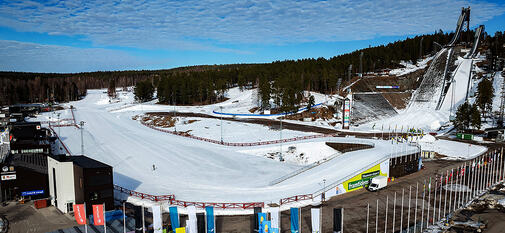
xmin=169 ymin=206 xmax=180 ymax=232
xmin=205 ymin=206 xmax=215 ymax=233
xmin=258 ymin=212 xmax=267 ymax=233
xmin=187 ymin=206 xmax=197 ymax=233
xmin=290 ymin=208 xmax=299 ymax=233
xmin=270 ymin=207 xmax=280 ymax=230
xmin=262 ymin=220 xmax=271 ymax=233
xmin=152 ymin=205 xmax=163 ymax=233
xmin=311 ymin=208 xmax=320 ymax=233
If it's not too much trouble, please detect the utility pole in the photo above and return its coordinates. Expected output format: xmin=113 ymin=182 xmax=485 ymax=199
xmin=173 ymin=92 xmax=177 ymax=132
xmin=419 ymin=37 xmax=424 ymax=59
xmin=359 ymin=52 xmax=364 ymax=76
xmin=279 ymin=116 xmax=283 ymax=161
xmin=220 ymin=106 xmax=223 ymax=143
xmin=348 ymin=64 xmax=353 ymax=82
xmin=80 ymin=121 xmax=85 ymax=155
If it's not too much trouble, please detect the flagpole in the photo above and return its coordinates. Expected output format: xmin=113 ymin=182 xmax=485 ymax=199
xmin=123 ymin=202 xmax=126 ymax=233
xmin=393 ymin=192 xmax=396 ymax=233
xmin=375 ymin=199 xmax=378 ymax=233
xmin=84 ymin=202 xmax=88 ymax=233
xmin=142 ymin=205 xmax=146 ymax=233
xmin=407 ymin=186 xmax=411 ymax=233
xmin=414 ymin=183 xmax=418 ymax=233
xmin=384 ymin=196 xmax=388 ymax=233
xmin=448 ymin=169 xmax=453 ymax=213
xmin=104 ymin=203 xmax=107 ymax=233
xmin=438 ymin=174 xmax=442 ymax=221
xmin=433 ymin=176 xmax=437 ymax=222
xmin=420 ymin=180 xmax=425 ymax=231
xmin=426 ymin=177 xmax=431 ymax=227
xmin=444 ymin=171 xmax=448 ymax=220
xmin=366 ymin=203 xmax=369 ymax=233
xmin=400 ymin=188 xmax=404 ymax=232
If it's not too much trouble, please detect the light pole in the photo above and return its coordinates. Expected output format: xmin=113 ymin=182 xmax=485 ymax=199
xmin=80 ymin=121 xmax=85 ymax=155
xmin=173 ymin=92 xmax=177 ymax=132
xmin=220 ymin=106 xmax=223 ymax=143
xmin=322 ymin=179 xmax=326 ymax=202
xmin=279 ymin=115 xmax=283 ymax=161
xmin=56 ymin=112 xmax=61 ymax=136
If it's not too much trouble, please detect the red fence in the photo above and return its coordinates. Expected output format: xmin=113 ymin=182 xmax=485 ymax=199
xmin=114 ymin=185 xmax=263 ymax=209
xmin=279 ymin=194 xmax=313 ymax=205
xmin=48 ymin=126 xmax=72 ymax=155
xmin=114 ymin=185 xmax=175 ymax=202
xmin=142 ymin=121 xmax=338 ymax=147
xmin=169 ymin=199 xmax=264 ymax=209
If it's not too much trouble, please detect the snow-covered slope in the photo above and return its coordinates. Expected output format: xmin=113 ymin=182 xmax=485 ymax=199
xmin=36 ymin=89 xmax=416 ymax=204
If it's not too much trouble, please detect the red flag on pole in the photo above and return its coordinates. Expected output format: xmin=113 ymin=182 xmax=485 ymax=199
xmin=93 ymin=204 xmax=105 ymax=225
xmin=73 ymin=204 xmax=87 ymax=225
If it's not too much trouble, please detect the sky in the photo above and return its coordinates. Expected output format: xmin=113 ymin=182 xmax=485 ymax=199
xmin=0 ymin=0 xmax=504 ymax=73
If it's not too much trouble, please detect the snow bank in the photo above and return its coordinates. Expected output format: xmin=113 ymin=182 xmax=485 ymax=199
xmin=238 ymin=141 xmax=340 ymax=165
xmin=419 ymin=139 xmax=487 ymax=160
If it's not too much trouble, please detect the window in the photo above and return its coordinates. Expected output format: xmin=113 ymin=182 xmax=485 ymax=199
xmin=67 ymin=202 xmax=74 ymax=212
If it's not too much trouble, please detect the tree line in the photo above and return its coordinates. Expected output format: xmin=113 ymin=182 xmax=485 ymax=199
xmin=3 ymin=30 xmax=502 ymax=111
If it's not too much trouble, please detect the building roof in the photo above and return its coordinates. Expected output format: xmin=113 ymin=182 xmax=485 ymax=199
xmin=49 ymin=155 xmax=111 ymax=169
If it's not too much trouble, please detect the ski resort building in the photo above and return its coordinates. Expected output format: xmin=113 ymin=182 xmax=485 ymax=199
xmin=47 ymin=154 xmax=114 ymax=214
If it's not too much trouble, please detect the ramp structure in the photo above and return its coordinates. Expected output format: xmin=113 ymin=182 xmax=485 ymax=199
xmin=408 ymin=7 xmax=473 ymax=112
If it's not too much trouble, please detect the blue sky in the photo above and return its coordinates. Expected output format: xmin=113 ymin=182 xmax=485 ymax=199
xmin=0 ymin=0 xmax=504 ymax=73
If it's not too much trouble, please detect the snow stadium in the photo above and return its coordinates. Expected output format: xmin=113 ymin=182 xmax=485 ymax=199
xmin=35 ymin=88 xmax=424 ymax=214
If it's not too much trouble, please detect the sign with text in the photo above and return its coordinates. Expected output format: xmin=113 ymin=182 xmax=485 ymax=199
xmin=1 ymin=174 xmax=16 ymax=181
xmin=92 ymin=204 xmax=105 ymax=225
xmin=73 ymin=204 xmax=87 ymax=225
xmin=376 ymin=86 xmax=399 ymax=89
xmin=21 ymin=190 xmax=44 ymax=196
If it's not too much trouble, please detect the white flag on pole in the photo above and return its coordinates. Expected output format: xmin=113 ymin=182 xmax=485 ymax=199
xmin=187 ymin=206 xmax=198 ymax=233
xmin=270 ymin=207 xmax=280 ymax=230
xmin=152 ymin=205 xmax=163 ymax=233
xmin=311 ymin=208 xmax=321 ymax=233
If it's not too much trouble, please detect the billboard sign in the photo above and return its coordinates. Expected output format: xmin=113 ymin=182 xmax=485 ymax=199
xmin=1 ymin=174 xmax=16 ymax=180
xmin=341 ymin=163 xmax=387 ymax=192
xmin=376 ymin=86 xmax=399 ymax=89
xmin=21 ymin=190 xmax=44 ymax=196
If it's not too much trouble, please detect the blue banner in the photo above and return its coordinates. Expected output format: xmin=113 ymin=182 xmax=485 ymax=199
xmin=169 ymin=206 xmax=179 ymax=231
xmin=262 ymin=220 xmax=271 ymax=233
xmin=258 ymin=213 xmax=267 ymax=233
xmin=21 ymin=190 xmax=44 ymax=196
xmin=206 ymin=206 xmax=215 ymax=233
xmin=290 ymin=208 xmax=299 ymax=233
xmin=418 ymin=157 xmax=423 ymax=171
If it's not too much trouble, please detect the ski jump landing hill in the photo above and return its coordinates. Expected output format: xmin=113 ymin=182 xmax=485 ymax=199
xmin=36 ymin=89 xmax=421 ymax=214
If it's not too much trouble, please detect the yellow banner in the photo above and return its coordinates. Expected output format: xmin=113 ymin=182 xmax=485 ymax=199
xmin=341 ymin=163 xmax=386 ymax=192
xmin=176 ymin=227 xmax=186 ymax=233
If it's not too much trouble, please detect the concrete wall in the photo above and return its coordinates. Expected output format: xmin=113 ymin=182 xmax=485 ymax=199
xmin=47 ymin=157 xmax=75 ymax=213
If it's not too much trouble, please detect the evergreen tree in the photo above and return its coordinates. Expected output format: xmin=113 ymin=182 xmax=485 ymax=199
xmin=476 ymin=78 xmax=494 ymax=119
xmin=134 ymin=80 xmax=154 ymax=102
xmin=307 ymin=95 xmax=315 ymax=110
xmin=453 ymin=102 xmax=471 ymax=130
xmin=470 ymin=104 xmax=481 ymax=130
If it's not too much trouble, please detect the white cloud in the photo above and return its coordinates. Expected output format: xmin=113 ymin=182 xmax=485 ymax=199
xmin=0 ymin=0 xmax=503 ymax=50
xmin=0 ymin=40 xmax=165 ymax=73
